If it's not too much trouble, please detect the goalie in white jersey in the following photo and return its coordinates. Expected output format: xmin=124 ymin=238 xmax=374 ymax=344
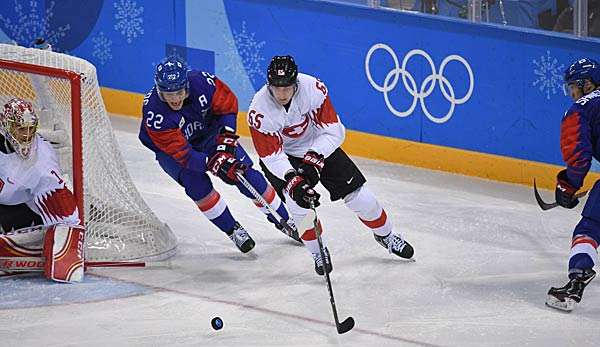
xmin=248 ymin=56 xmax=414 ymax=275
xmin=0 ymin=98 xmax=84 ymax=282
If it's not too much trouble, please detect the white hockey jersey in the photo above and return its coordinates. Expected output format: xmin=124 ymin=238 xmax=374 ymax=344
xmin=0 ymin=135 xmax=79 ymax=226
xmin=248 ymin=73 xmax=345 ymax=179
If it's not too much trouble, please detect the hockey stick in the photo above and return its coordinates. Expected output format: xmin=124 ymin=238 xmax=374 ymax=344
xmin=0 ymin=256 xmax=171 ymax=272
xmin=308 ymin=199 xmax=355 ymax=334
xmin=236 ymin=172 xmax=301 ymax=242
xmin=533 ymin=179 xmax=588 ymax=211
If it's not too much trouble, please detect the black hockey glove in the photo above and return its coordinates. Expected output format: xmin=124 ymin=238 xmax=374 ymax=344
xmin=215 ymin=126 xmax=239 ymax=155
xmin=297 ymin=151 xmax=324 ymax=187
xmin=284 ymin=172 xmax=320 ymax=209
xmin=208 ymin=152 xmax=247 ymax=185
xmin=555 ymin=169 xmax=579 ymax=209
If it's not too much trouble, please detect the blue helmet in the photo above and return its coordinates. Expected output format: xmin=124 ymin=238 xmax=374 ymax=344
xmin=154 ymin=56 xmax=189 ymax=92
xmin=564 ymin=58 xmax=600 ymax=87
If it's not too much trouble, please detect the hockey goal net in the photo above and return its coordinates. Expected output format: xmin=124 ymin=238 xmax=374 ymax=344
xmin=0 ymin=43 xmax=177 ymax=262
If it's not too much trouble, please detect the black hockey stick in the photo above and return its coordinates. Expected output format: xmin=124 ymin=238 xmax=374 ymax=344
xmin=236 ymin=172 xmax=301 ymax=242
xmin=533 ymin=179 xmax=588 ymax=211
xmin=309 ymin=199 xmax=355 ymax=334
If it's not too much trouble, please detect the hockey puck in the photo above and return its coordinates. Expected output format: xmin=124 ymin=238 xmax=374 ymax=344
xmin=211 ymin=317 xmax=223 ymax=330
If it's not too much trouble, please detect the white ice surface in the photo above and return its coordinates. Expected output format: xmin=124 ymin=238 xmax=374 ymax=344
xmin=1 ymin=115 xmax=599 ymax=347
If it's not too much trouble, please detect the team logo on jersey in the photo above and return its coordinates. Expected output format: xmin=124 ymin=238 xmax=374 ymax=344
xmin=282 ymin=115 xmax=310 ymax=138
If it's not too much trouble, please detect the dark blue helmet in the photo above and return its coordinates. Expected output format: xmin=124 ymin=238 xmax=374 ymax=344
xmin=154 ymin=56 xmax=189 ymax=92
xmin=564 ymin=58 xmax=600 ymax=88
xmin=267 ymin=55 xmax=298 ymax=87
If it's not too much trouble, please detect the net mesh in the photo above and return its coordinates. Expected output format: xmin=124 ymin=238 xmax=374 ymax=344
xmin=0 ymin=44 xmax=177 ymax=261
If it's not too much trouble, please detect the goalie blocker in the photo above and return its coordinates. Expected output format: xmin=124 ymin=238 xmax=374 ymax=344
xmin=0 ymin=224 xmax=85 ymax=282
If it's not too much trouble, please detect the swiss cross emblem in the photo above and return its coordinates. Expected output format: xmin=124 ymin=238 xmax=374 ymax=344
xmin=277 ymin=69 xmax=285 ymax=76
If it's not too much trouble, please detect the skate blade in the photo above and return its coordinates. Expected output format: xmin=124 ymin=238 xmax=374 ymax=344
xmin=545 ymin=295 xmax=576 ymax=312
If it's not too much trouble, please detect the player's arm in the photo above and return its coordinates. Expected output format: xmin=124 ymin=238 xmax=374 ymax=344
xmin=308 ymin=80 xmax=345 ymax=158
xmin=560 ymin=105 xmax=592 ymax=189
xmin=248 ymin=108 xmax=295 ymax=180
xmin=142 ymin=105 xmax=208 ymax=173
xmin=212 ymin=78 xmax=238 ymax=131
xmin=31 ymin=168 xmax=80 ymax=226
xmin=555 ymin=105 xmax=592 ymax=208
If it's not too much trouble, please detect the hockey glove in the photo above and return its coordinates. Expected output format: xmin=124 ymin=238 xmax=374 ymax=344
xmin=208 ymin=152 xmax=247 ymax=185
xmin=555 ymin=169 xmax=579 ymax=209
xmin=215 ymin=126 xmax=239 ymax=155
xmin=284 ymin=172 xmax=320 ymax=209
xmin=297 ymin=151 xmax=324 ymax=187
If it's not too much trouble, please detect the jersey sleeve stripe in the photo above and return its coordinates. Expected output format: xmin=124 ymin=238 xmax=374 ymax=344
xmin=250 ymin=127 xmax=283 ymax=158
xmin=312 ymin=95 xmax=339 ymax=127
xmin=560 ymin=112 xmax=589 ymax=168
xmin=212 ymin=79 xmax=238 ymax=116
xmin=146 ymin=128 xmax=192 ymax=164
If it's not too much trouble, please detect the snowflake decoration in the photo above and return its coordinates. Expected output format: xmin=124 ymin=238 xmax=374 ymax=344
xmin=223 ymin=22 xmax=266 ymax=84
xmin=532 ymin=51 xmax=565 ymax=100
xmin=113 ymin=0 xmax=144 ymax=43
xmin=0 ymin=0 xmax=70 ymax=49
xmin=92 ymin=32 xmax=112 ymax=65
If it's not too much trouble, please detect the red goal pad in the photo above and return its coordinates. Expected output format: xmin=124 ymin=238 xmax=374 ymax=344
xmin=0 ymin=44 xmax=177 ymax=262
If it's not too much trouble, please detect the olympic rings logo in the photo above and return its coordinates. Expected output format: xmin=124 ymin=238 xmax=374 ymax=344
xmin=365 ymin=43 xmax=474 ymax=124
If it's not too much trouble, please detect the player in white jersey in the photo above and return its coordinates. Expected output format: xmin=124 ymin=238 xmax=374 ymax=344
xmin=0 ymin=98 xmax=84 ymax=282
xmin=248 ymin=56 xmax=415 ymax=275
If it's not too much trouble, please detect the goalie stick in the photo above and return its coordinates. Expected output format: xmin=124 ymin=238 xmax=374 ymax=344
xmin=236 ymin=172 xmax=301 ymax=242
xmin=533 ymin=179 xmax=588 ymax=211
xmin=0 ymin=256 xmax=171 ymax=272
xmin=302 ymin=199 xmax=355 ymax=334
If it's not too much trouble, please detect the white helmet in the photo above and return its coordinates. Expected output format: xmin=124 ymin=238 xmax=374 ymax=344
xmin=0 ymin=98 xmax=39 ymax=159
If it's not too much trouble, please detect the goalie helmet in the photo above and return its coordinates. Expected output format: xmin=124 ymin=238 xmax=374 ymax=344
xmin=267 ymin=55 xmax=298 ymax=87
xmin=154 ymin=56 xmax=189 ymax=93
xmin=0 ymin=98 xmax=39 ymax=159
xmin=564 ymin=58 xmax=600 ymax=89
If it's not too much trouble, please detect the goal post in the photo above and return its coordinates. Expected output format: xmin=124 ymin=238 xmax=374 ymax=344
xmin=0 ymin=43 xmax=177 ymax=262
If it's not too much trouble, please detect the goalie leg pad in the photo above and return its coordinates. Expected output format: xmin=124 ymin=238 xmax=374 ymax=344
xmin=43 ymin=225 xmax=85 ymax=283
xmin=0 ymin=226 xmax=44 ymax=257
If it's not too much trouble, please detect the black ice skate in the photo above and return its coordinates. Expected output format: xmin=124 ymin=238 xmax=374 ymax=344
xmin=227 ymin=222 xmax=255 ymax=253
xmin=374 ymin=232 xmax=414 ymax=259
xmin=546 ymin=268 xmax=596 ymax=312
xmin=312 ymin=247 xmax=333 ymax=275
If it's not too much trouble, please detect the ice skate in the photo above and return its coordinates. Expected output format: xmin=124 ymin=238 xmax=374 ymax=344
xmin=546 ymin=269 xmax=596 ymax=312
xmin=374 ymin=232 xmax=414 ymax=259
xmin=227 ymin=222 xmax=255 ymax=253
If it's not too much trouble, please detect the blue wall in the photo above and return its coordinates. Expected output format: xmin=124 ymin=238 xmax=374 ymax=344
xmin=0 ymin=0 xmax=598 ymax=169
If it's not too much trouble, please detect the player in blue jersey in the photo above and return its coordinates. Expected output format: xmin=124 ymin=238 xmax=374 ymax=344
xmin=546 ymin=58 xmax=600 ymax=311
xmin=138 ymin=56 xmax=300 ymax=253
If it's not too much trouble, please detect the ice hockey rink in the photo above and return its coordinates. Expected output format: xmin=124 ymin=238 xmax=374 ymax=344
xmin=1 ymin=114 xmax=599 ymax=347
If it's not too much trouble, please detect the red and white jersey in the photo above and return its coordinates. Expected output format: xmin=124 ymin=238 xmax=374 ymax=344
xmin=0 ymin=135 xmax=79 ymax=226
xmin=248 ymin=73 xmax=345 ymax=179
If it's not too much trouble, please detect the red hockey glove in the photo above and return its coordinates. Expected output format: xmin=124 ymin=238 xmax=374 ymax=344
xmin=215 ymin=126 xmax=239 ymax=155
xmin=297 ymin=151 xmax=324 ymax=187
xmin=555 ymin=169 xmax=579 ymax=209
xmin=208 ymin=152 xmax=247 ymax=185
xmin=284 ymin=172 xmax=320 ymax=209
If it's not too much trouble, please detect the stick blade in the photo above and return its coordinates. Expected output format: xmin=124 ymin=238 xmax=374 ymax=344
xmin=337 ymin=317 xmax=355 ymax=334
xmin=533 ymin=179 xmax=556 ymax=211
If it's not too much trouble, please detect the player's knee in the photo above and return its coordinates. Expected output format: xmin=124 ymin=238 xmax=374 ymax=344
xmin=43 ymin=224 xmax=85 ymax=283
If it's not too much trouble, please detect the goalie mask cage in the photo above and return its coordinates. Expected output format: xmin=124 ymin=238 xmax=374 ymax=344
xmin=0 ymin=44 xmax=177 ymax=262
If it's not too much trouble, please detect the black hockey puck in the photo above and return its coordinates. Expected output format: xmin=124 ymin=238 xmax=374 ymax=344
xmin=211 ymin=317 xmax=223 ymax=330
